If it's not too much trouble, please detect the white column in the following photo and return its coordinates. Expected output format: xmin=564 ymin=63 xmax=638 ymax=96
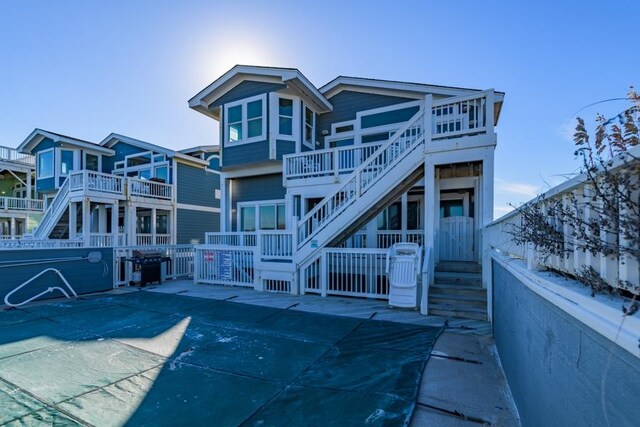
xmin=401 ymin=192 xmax=408 ymax=241
xmin=111 ymin=202 xmax=119 ymax=245
xmin=26 ymin=172 xmax=32 ymax=200
xmin=127 ymin=203 xmax=137 ymax=246
xmin=10 ymin=217 xmax=16 ymax=239
xmin=481 ymin=151 xmax=495 ymax=226
xmin=69 ymin=203 xmax=77 ymax=239
xmin=151 ymin=207 xmax=157 ymax=245
xmin=98 ymin=205 xmax=107 ymax=234
xmin=82 ymin=199 xmax=91 ymax=245
xmin=421 ymin=160 xmax=436 ymax=315
xmin=220 ymin=175 xmax=231 ymax=232
xmin=366 ymin=220 xmax=377 ymax=249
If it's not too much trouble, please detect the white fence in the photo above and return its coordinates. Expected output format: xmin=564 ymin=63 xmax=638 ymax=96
xmin=0 ymin=145 xmax=35 ymax=166
xmin=128 ymin=177 xmax=173 ymax=200
xmin=0 ymin=197 xmax=44 ymax=212
xmin=484 ymin=147 xmax=639 ymax=294
xmin=301 ymin=248 xmax=389 ymax=299
xmin=205 ymin=232 xmax=257 ymax=247
xmin=89 ymin=233 xmax=126 ymax=247
xmin=193 ymin=245 xmax=255 ymax=287
xmin=113 ymin=245 xmax=195 ymax=287
xmin=70 ymin=170 xmax=125 ymax=195
xmin=0 ymin=239 xmax=84 ymax=249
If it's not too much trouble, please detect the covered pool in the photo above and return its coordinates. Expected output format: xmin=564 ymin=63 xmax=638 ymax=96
xmin=0 ymin=291 xmax=442 ymax=426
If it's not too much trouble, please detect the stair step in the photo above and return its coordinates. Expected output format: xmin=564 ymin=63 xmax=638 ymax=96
xmin=430 ymin=285 xmax=486 ymax=296
xmin=436 ymin=262 xmax=482 ymax=273
xmin=430 ymin=295 xmax=487 ymax=308
xmin=428 ymin=303 xmax=488 ymax=321
xmin=434 ymin=271 xmax=481 ymax=286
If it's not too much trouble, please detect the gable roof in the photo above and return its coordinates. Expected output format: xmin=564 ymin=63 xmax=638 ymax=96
xmin=100 ymin=133 xmax=208 ymax=166
xmin=18 ymin=129 xmax=114 ymax=155
xmin=188 ymin=65 xmax=333 ymax=119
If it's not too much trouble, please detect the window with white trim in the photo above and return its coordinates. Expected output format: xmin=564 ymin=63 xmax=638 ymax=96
xmin=37 ymin=149 xmax=54 ymax=179
xmin=304 ymin=106 xmax=315 ymax=148
xmin=60 ymin=149 xmax=74 ymax=175
xmin=238 ymin=201 xmax=286 ymax=231
xmin=278 ymin=98 xmax=293 ymax=136
xmin=224 ymin=94 xmax=267 ymax=145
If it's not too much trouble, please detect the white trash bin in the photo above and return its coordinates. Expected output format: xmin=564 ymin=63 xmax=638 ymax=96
xmin=386 ymin=243 xmax=422 ymax=309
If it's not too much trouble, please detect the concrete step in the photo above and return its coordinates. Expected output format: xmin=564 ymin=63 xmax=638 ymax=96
xmin=430 ymin=294 xmax=487 ymax=309
xmin=428 ymin=303 xmax=488 ymax=321
xmin=436 ymin=261 xmax=482 ymax=274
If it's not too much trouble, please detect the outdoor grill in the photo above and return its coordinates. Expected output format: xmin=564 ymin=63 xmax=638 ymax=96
xmin=125 ymin=250 xmax=171 ymax=286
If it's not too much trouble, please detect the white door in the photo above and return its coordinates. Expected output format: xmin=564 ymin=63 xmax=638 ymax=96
xmin=439 ymin=193 xmax=475 ymax=261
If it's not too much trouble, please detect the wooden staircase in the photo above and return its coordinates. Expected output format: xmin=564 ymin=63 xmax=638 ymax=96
xmin=429 ymin=262 xmax=487 ymax=321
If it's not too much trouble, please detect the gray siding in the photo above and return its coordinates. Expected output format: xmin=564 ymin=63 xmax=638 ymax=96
xmin=361 ymin=105 xmax=420 ymax=128
xmin=101 ymin=141 xmax=147 ymax=173
xmin=0 ymin=248 xmax=113 ymax=304
xmin=492 ymin=261 xmax=640 ymax=427
xmin=231 ymin=174 xmax=285 ymax=230
xmin=223 ymin=140 xmax=270 ymax=168
xmin=209 ymin=80 xmax=286 ymax=108
xmin=317 ymin=91 xmax=415 ymax=142
xmin=176 ymin=209 xmax=219 ymax=244
xmin=176 ymin=163 xmax=219 ymax=208
xmin=276 ymin=140 xmax=296 ymax=159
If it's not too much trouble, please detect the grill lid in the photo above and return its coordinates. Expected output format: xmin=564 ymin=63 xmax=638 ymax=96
xmin=132 ymin=250 xmax=163 ymax=259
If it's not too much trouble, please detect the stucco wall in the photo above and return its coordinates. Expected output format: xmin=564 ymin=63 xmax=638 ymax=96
xmin=492 ymin=260 xmax=640 ymax=427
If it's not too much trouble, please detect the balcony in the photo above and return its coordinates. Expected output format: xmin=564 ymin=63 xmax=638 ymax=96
xmin=0 ymin=145 xmax=35 ymax=167
xmin=68 ymin=170 xmax=173 ymax=202
xmin=0 ymin=197 xmax=44 ymax=212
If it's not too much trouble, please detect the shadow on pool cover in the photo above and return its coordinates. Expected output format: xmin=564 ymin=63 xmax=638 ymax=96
xmin=0 ymin=291 xmax=443 ymax=426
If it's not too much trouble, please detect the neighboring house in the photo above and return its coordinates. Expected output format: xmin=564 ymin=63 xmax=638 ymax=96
xmin=190 ymin=65 xmax=504 ymax=316
xmin=0 ymin=146 xmax=42 ymax=238
xmin=13 ymin=129 xmax=220 ymax=246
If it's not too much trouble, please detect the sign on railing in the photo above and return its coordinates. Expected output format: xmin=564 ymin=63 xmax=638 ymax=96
xmin=193 ymin=245 xmax=255 ymax=288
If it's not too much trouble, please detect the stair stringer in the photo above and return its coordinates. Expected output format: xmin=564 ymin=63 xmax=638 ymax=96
xmin=294 ymin=141 xmax=427 ymax=268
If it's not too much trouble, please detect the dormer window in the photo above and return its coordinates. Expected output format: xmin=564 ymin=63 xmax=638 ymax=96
xmin=304 ymin=106 xmax=315 ymax=148
xmin=37 ymin=149 xmax=54 ymax=179
xmin=224 ymin=94 xmax=267 ymax=145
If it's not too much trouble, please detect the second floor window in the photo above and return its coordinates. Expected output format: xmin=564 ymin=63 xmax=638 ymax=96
xmin=278 ymin=98 xmax=293 ymax=136
xmin=60 ymin=150 xmax=74 ymax=175
xmin=37 ymin=150 xmax=54 ymax=178
xmin=225 ymin=95 xmax=266 ymax=144
xmin=304 ymin=106 xmax=314 ymax=148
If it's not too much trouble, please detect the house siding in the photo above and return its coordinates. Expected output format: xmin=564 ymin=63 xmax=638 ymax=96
xmin=176 ymin=208 xmax=219 ymax=244
xmin=317 ymin=91 xmax=416 ymax=142
xmin=231 ymin=173 xmax=285 ymax=230
xmin=101 ymin=141 xmax=147 ymax=173
xmin=209 ymin=81 xmax=286 ymax=108
xmin=360 ymin=105 xmax=420 ymax=129
xmin=276 ymin=140 xmax=296 ymax=159
xmin=176 ymin=162 xmax=219 ymax=208
xmin=492 ymin=261 xmax=640 ymax=427
xmin=223 ymin=140 xmax=270 ymax=168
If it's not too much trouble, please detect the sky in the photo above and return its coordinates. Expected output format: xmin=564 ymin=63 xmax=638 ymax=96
xmin=0 ymin=0 xmax=638 ymax=217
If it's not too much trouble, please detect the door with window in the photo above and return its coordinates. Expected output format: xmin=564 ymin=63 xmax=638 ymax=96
xmin=439 ymin=191 xmax=475 ymax=261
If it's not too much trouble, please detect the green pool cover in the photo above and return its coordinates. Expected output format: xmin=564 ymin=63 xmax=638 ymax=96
xmin=0 ymin=291 xmax=442 ymax=426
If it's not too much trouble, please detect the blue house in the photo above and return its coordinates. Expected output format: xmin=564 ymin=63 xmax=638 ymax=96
xmin=190 ymin=65 xmax=504 ymax=318
xmin=15 ymin=129 xmax=220 ymax=246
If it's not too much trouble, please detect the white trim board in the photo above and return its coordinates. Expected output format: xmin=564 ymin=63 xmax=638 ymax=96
xmin=176 ymin=203 xmax=220 ymax=213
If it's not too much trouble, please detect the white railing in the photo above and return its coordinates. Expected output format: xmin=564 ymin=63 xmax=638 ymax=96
xmin=193 ymin=245 xmax=255 ymax=288
xmin=0 ymin=239 xmax=84 ymax=249
xmin=284 ymin=150 xmax=334 ymax=180
xmin=135 ymin=234 xmax=171 ymax=246
xmin=484 ymin=147 xmax=639 ymax=295
xmin=89 ymin=233 xmax=126 ymax=247
xmin=260 ymin=231 xmax=294 ymax=259
xmin=0 ymin=197 xmax=44 ymax=212
xmin=128 ymin=177 xmax=172 ymax=200
xmin=297 ymin=110 xmax=425 ymax=248
xmin=205 ymin=232 xmax=257 ymax=246
xmin=432 ymin=92 xmax=488 ymax=139
xmin=335 ymin=143 xmax=383 ymax=174
xmin=114 ymin=245 xmax=195 ymax=287
xmin=34 ymin=177 xmax=70 ymax=238
xmin=301 ymin=248 xmax=389 ymax=298
xmin=377 ymin=230 xmax=424 ymax=248
xmin=0 ymin=146 xmax=35 ymax=166
xmin=70 ymin=170 xmax=125 ymax=194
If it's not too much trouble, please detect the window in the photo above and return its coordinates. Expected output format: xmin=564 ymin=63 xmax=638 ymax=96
xmin=304 ymin=106 xmax=315 ymax=148
xmin=278 ymin=98 xmax=293 ymax=136
xmin=154 ymin=165 xmax=168 ymax=183
xmin=377 ymin=202 xmax=402 ymax=230
xmin=156 ymin=213 xmax=168 ymax=234
xmin=259 ymin=205 xmax=276 ymax=230
xmin=60 ymin=150 xmax=74 ymax=175
xmin=37 ymin=150 xmax=54 ymax=178
xmin=240 ymin=206 xmax=256 ymax=232
xmin=440 ymin=199 xmax=464 ymax=218
xmin=85 ymin=154 xmax=99 ymax=171
xmin=224 ymin=95 xmax=266 ymax=144
xmin=138 ymin=169 xmax=152 ymax=180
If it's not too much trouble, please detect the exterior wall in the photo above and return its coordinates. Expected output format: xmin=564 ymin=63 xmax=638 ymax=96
xmin=360 ymin=105 xmax=420 ymax=129
xmin=0 ymin=248 xmax=113 ymax=305
xmin=492 ymin=261 xmax=640 ymax=427
xmin=101 ymin=141 xmax=147 ymax=173
xmin=176 ymin=163 xmax=219 ymax=208
xmin=176 ymin=208 xmax=219 ymax=244
xmin=209 ymin=80 xmax=286 ymax=108
xmin=317 ymin=91 xmax=415 ymax=142
xmin=32 ymin=137 xmax=58 ymax=193
xmin=231 ymin=173 xmax=285 ymax=230
xmin=223 ymin=140 xmax=270 ymax=168
xmin=276 ymin=139 xmax=296 ymax=159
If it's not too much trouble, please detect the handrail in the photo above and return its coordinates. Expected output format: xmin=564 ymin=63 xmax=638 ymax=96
xmin=4 ymin=268 xmax=77 ymax=307
xmin=0 ymin=197 xmax=44 ymax=212
xmin=0 ymin=145 xmax=35 ymax=166
xmin=297 ymin=108 xmax=426 ymax=248
xmin=34 ymin=177 xmax=70 ymax=238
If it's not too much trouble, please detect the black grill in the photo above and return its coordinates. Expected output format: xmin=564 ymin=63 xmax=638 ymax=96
xmin=125 ymin=250 xmax=171 ymax=286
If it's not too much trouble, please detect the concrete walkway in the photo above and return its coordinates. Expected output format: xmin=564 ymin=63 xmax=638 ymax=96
xmin=139 ymin=280 xmax=520 ymax=426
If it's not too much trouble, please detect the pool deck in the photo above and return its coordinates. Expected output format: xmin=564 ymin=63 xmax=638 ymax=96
xmin=140 ymin=280 xmax=520 ymax=426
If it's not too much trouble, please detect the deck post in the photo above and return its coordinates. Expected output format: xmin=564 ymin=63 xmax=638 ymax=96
xmin=421 ymin=160 xmax=436 ymax=315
